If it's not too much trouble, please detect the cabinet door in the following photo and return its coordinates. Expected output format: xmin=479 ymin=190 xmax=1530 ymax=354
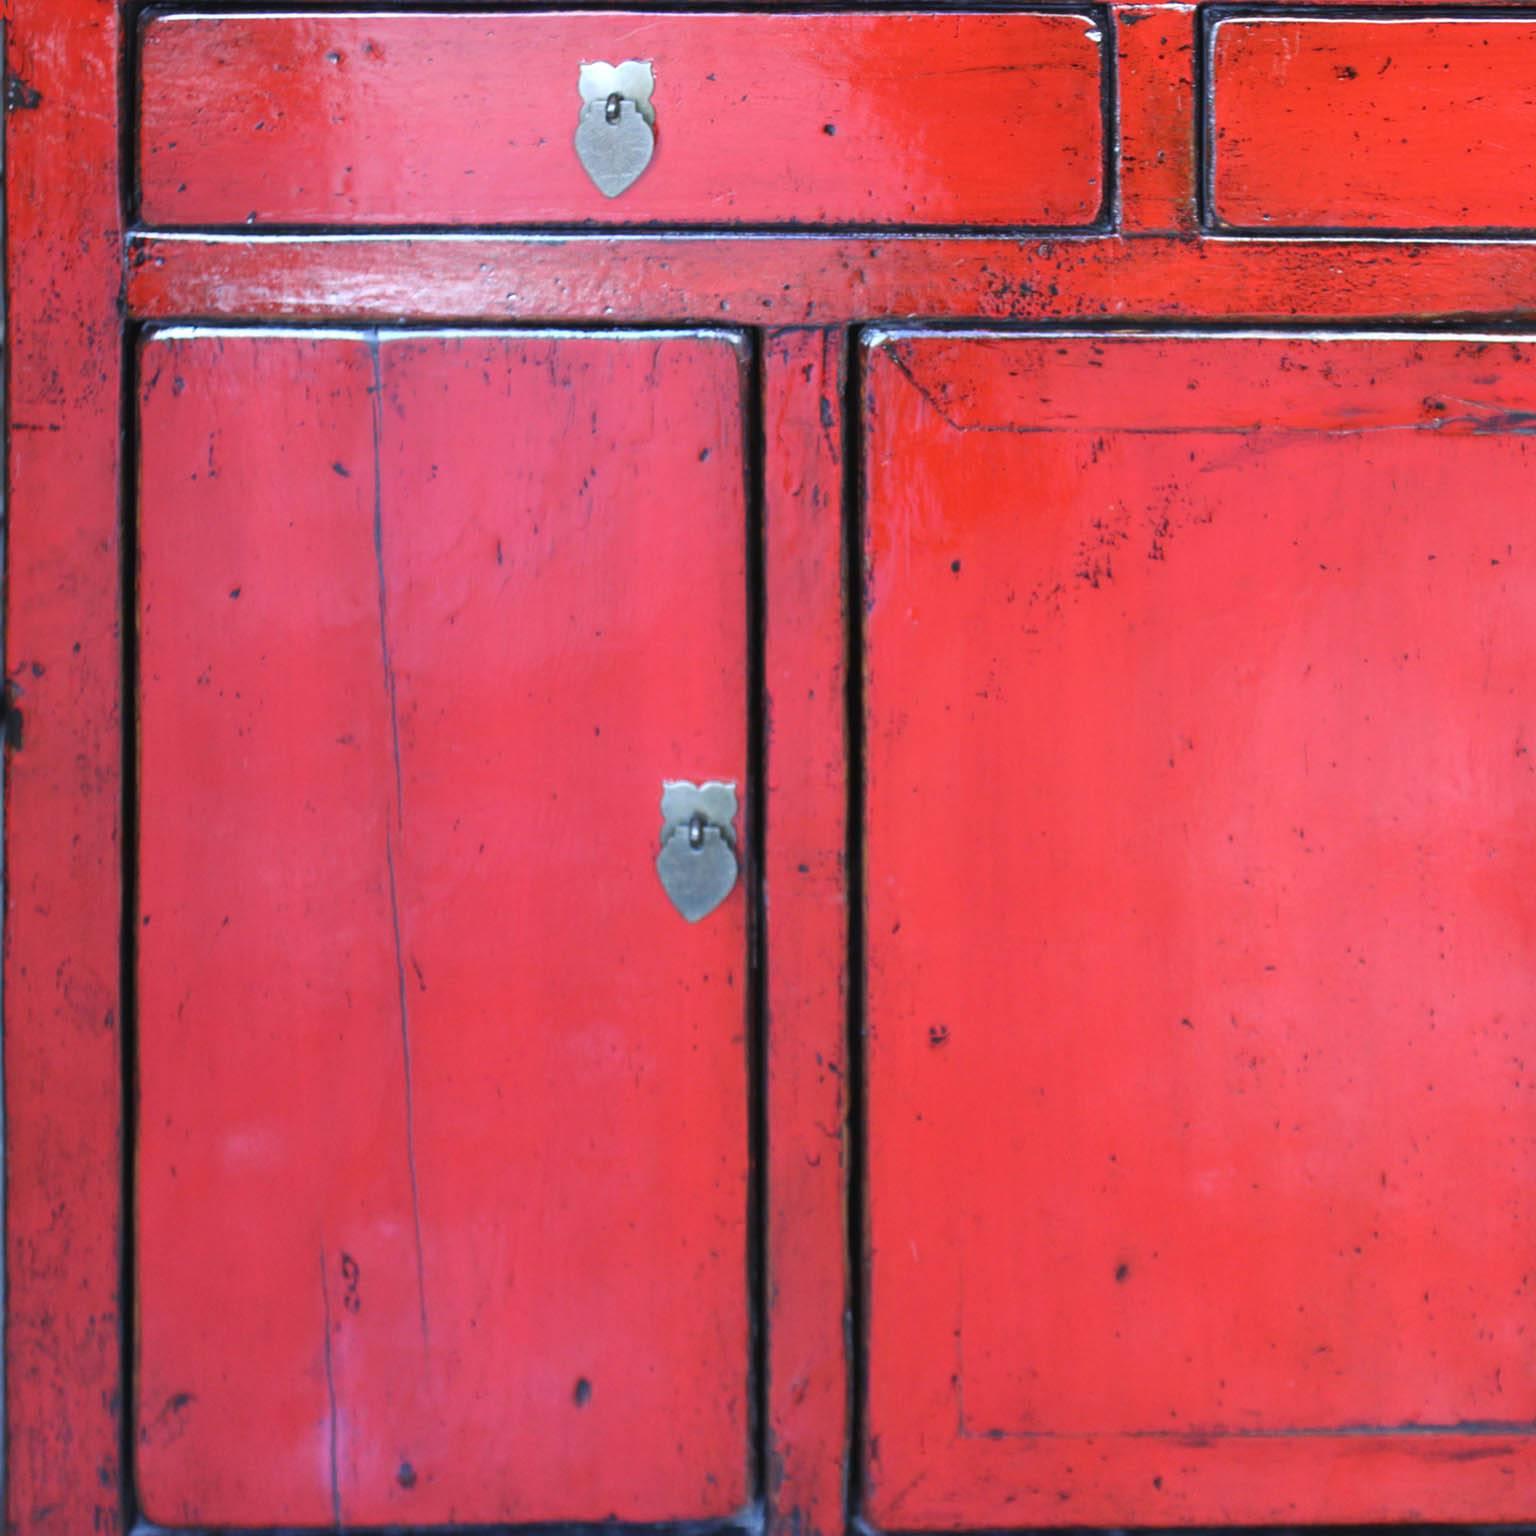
xmin=135 ymin=329 xmax=752 ymax=1528
xmin=862 ymin=332 xmax=1536 ymax=1526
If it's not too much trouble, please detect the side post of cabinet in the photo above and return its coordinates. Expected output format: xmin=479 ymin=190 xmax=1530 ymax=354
xmin=4 ymin=0 xmax=128 ymax=1533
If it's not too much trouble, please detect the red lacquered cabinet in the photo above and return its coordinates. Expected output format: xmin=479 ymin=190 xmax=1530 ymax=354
xmin=10 ymin=1 xmax=1536 ymax=1533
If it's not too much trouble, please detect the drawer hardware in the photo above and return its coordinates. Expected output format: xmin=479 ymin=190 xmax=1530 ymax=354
xmin=575 ymin=60 xmax=656 ymax=198
xmin=657 ymin=779 xmax=739 ymax=921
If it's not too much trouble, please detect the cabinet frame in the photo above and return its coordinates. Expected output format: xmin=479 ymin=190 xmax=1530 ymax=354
xmin=14 ymin=0 xmax=1536 ymax=1532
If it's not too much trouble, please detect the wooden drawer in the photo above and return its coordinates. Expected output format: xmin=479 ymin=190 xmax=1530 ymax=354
xmin=137 ymin=10 xmax=1108 ymax=230
xmin=1209 ymin=13 xmax=1536 ymax=233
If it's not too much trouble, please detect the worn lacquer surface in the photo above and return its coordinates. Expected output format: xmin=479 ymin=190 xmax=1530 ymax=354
xmin=1212 ymin=18 xmax=1536 ymax=232
xmin=5 ymin=0 xmax=127 ymax=1532
xmin=22 ymin=0 xmax=1536 ymax=1525
xmin=762 ymin=330 xmax=850 ymax=1536
xmin=1117 ymin=6 xmax=1196 ymax=233
xmin=135 ymin=329 xmax=751 ymax=1527
xmin=128 ymin=232 xmax=1536 ymax=326
xmin=862 ymin=333 xmax=1536 ymax=1526
xmin=137 ymin=11 xmax=1106 ymax=230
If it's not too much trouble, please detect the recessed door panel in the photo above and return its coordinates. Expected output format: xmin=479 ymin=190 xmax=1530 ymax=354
xmin=862 ymin=332 xmax=1536 ymax=1525
xmin=136 ymin=328 xmax=751 ymax=1527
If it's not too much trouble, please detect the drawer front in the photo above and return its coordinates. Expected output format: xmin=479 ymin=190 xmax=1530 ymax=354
xmin=137 ymin=10 xmax=1107 ymax=230
xmin=1210 ymin=14 xmax=1536 ymax=233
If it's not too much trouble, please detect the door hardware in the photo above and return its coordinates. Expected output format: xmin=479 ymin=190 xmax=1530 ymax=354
xmin=575 ymin=60 xmax=656 ymax=198
xmin=656 ymin=779 xmax=738 ymax=921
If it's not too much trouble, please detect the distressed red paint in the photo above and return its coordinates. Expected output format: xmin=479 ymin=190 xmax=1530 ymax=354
xmin=135 ymin=329 xmax=752 ymax=1526
xmin=127 ymin=233 xmax=1536 ymax=325
xmin=1212 ymin=17 xmax=1536 ymax=232
xmin=763 ymin=330 xmax=851 ymax=1536
xmin=1116 ymin=6 xmax=1197 ymax=233
xmin=14 ymin=0 xmax=1536 ymax=1529
xmin=5 ymin=1 xmax=126 ymax=1533
xmin=139 ymin=11 xmax=1106 ymax=230
xmin=861 ymin=332 xmax=1536 ymax=1526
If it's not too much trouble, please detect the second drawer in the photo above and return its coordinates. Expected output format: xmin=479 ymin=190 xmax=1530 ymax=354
xmin=1209 ymin=11 xmax=1536 ymax=234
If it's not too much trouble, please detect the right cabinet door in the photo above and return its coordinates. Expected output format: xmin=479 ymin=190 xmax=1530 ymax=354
xmin=860 ymin=332 xmax=1536 ymax=1527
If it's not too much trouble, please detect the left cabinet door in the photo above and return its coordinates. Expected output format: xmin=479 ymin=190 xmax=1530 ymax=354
xmin=134 ymin=328 xmax=753 ymax=1529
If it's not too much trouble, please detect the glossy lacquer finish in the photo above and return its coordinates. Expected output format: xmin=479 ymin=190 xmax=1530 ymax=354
xmin=5 ymin=0 xmax=127 ymax=1530
xmin=1211 ymin=18 xmax=1536 ymax=232
xmin=137 ymin=11 xmax=1106 ymax=229
xmin=762 ymin=330 xmax=851 ymax=1536
xmin=135 ymin=329 xmax=751 ymax=1527
xmin=862 ymin=333 xmax=1536 ymax=1526
xmin=129 ymin=231 xmax=1536 ymax=326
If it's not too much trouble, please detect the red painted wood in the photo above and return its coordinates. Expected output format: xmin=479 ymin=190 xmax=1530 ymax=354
xmin=762 ymin=330 xmax=850 ymax=1536
xmin=862 ymin=332 xmax=1536 ymax=1526
xmin=1117 ymin=6 xmax=1196 ymax=233
xmin=25 ymin=0 xmax=1536 ymax=1523
xmin=137 ymin=11 xmax=1105 ymax=230
xmin=128 ymin=232 xmax=1536 ymax=325
xmin=135 ymin=328 xmax=752 ymax=1527
xmin=4 ymin=2 xmax=127 ymax=1533
xmin=1212 ymin=18 xmax=1536 ymax=232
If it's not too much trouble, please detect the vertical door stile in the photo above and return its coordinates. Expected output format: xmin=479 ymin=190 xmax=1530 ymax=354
xmin=761 ymin=328 xmax=853 ymax=1536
